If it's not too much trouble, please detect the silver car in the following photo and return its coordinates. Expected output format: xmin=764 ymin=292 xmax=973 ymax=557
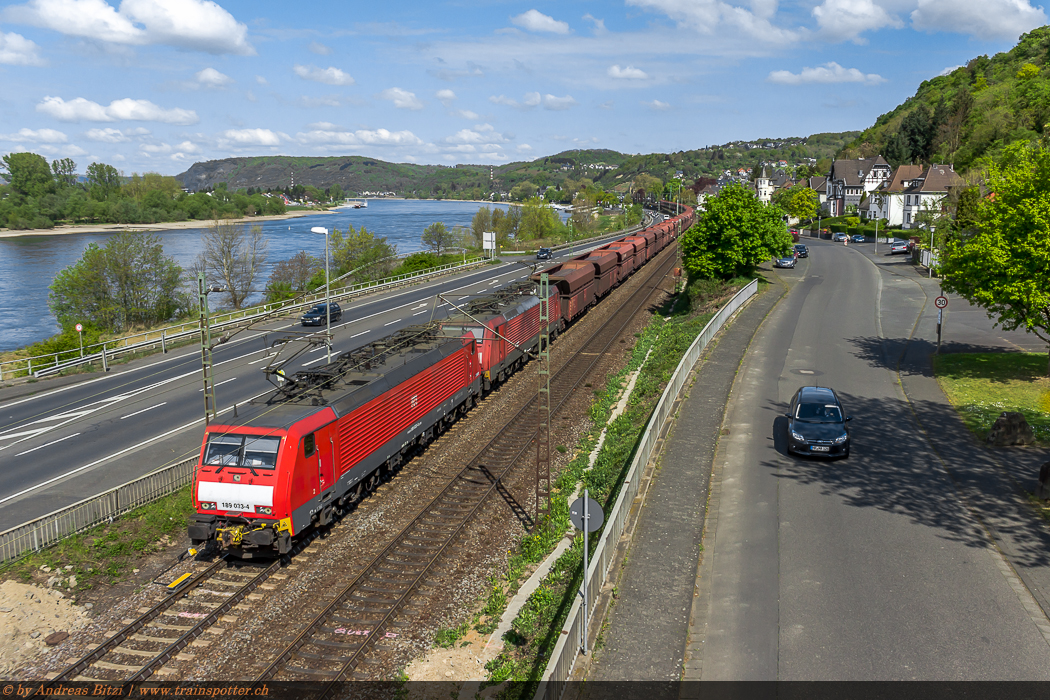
xmin=889 ymin=240 xmax=910 ymax=254
xmin=774 ymin=255 xmax=796 ymax=268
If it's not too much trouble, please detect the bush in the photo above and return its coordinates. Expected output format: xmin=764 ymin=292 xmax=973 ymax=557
xmin=829 ymin=223 xmax=847 ymax=233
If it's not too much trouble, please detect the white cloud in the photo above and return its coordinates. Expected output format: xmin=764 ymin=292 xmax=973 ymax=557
xmin=524 ymin=92 xmax=542 ymax=107
xmin=812 ymin=0 xmax=903 ymax=43
xmin=911 ymin=0 xmax=1046 ymax=40
xmin=174 ymin=140 xmax=201 ymax=153
xmin=445 ymin=124 xmax=509 ymax=145
xmin=608 ymin=65 xmax=648 ymax=80
xmin=516 ymin=144 xmax=534 ymax=153
xmin=299 ymin=95 xmax=342 ymax=108
xmin=0 ymin=127 xmax=67 ymax=142
xmin=85 ymin=127 xmax=127 ymax=142
xmin=380 ymin=87 xmax=423 ymax=110
xmin=436 ymin=89 xmax=457 ymax=106
xmin=195 ymin=67 xmax=233 ymax=87
xmin=582 ymin=13 xmax=607 ymax=34
xmin=36 ymin=95 xmax=199 ymax=124
xmin=627 ymin=0 xmax=799 ymax=44
xmin=455 ymin=109 xmax=480 ymax=120
xmin=296 ymin=127 xmax=424 ymax=148
xmin=768 ymin=62 xmax=886 ymax=85
xmin=255 ymin=75 xmax=268 ymax=85
xmin=293 ymin=64 xmax=355 ymax=86
xmin=139 ymin=142 xmax=171 ymax=154
xmin=645 ymin=99 xmax=671 ymax=110
xmin=939 ymin=64 xmax=963 ymax=77
xmin=542 ymin=94 xmax=576 ymax=110
xmin=218 ymin=128 xmax=281 ymax=147
xmin=0 ymin=30 xmax=43 ymax=65
xmin=308 ymin=41 xmax=331 ymax=55
xmin=3 ymin=0 xmax=253 ymax=55
xmin=510 ymin=9 xmax=570 ymax=34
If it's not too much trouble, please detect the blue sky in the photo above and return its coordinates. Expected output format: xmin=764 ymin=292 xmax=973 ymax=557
xmin=0 ymin=0 xmax=1043 ymax=176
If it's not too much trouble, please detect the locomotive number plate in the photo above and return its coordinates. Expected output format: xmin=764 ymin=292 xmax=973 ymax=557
xmin=221 ymin=502 xmax=251 ymax=511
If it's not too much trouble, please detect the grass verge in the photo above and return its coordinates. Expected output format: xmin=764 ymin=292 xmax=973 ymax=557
xmin=0 ymin=486 xmax=195 ymax=594
xmin=933 ymin=352 xmax=1050 ymax=445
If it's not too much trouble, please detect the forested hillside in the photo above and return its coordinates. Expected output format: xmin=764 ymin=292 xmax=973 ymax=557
xmin=842 ymin=26 xmax=1050 ymax=170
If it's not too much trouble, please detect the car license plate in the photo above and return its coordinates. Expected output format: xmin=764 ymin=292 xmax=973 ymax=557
xmin=811 ymin=446 xmax=829 ymax=452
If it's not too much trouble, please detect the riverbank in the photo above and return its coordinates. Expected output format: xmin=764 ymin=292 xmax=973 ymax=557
xmin=0 ymin=209 xmax=334 ymax=239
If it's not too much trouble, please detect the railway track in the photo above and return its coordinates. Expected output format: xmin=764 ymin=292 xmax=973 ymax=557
xmin=45 ymin=532 xmax=320 ymax=684
xmin=252 ymin=243 xmax=680 ymax=685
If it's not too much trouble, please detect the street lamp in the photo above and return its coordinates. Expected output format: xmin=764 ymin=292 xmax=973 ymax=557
xmin=311 ymin=226 xmax=332 ymax=363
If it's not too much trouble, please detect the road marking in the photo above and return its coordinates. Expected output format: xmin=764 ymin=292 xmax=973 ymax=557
xmin=384 ymin=319 xmax=401 ymax=326
xmin=247 ymin=353 xmax=278 ymax=365
xmin=414 ymin=303 xmax=428 ymax=309
xmin=15 ymin=432 xmax=81 ymax=457
xmin=413 ymin=310 xmax=428 ymax=316
xmin=458 ymin=296 xmax=469 ymax=301
xmin=198 ymin=378 xmax=237 ymax=391
xmin=351 ymin=330 xmax=370 ymax=338
xmin=120 ymin=402 xmax=167 ymax=420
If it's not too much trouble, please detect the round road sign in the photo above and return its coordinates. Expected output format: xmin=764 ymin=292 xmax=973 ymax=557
xmin=569 ymin=496 xmax=604 ymax=533
xmin=75 ymin=323 xmax=83 ymax=332
xmin=935 ymin=296 xmax=948 ymax=309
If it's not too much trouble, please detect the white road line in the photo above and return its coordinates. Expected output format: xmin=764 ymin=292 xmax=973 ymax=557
xmin=384 ymin=319 xmax=401 ymax=326
xmin=458 ymin=296 xmax=469 ymax=300
xmin=120 ymin=402 xmax=167 ymax=420
xmin=15 ymin=432 xmax=81 ymax=457
xmin=247 ymin=354 xmax=278 ymax=365
xmin=198 ymin=378 xmax=237 ymax=391
xmin=413 ymin=310 xmax=428 ymax=316
xmin=351 ymin=330 xmax=370 ymax=338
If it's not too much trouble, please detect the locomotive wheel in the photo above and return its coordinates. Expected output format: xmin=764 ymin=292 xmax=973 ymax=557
xmin=346 ymin=482 xmax=364 ymax=503
xmin=365 ymin=472 xmax=381 ymax=493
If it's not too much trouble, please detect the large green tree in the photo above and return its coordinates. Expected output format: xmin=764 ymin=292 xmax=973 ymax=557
xmin=680 ymin=183 xmax=793 ymax=280
xmin=422 ymin=221 xmax=455 ymax=255
xmin=49 ymin=231 xmax=186 ymax=332
xmin=1 ymin=152 xmax=55 ymax=198
xmin=940 ymin=141 xmax=1050 ymax=373
xmin=330 ymin=225 xmax=396 ymax=281
xmin=86 ymin=162 xmax=122 ymax=201
xmin=771 ymin=185 xmax=819 ymax=220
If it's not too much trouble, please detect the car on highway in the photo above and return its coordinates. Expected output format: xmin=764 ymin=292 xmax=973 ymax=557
xmin=832 ymin=232 xmax=848 ymax=242
xmin=851 ymin=234 xmax=866 ymax=243
xmin=785 ymin=386 xmax=851 ymax=458
xmin=300 ymin=302 xmax=342 ymax=326
xmin=536 ymin=247 xmax=553 ymax=260
xmin=794 ymin=244 xmax=809 ymax=258
xmin=774 ymin=254 xmax=796 ymax=268
xmin=889 ymin=239 xmax=910 ymax=254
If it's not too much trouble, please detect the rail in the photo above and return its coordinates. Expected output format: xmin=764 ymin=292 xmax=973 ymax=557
xmin=0 ymin=457 xmax=197 ymax=564
xmin=1 ymin=257 xmax=487 ymax=382
xmin=534 ymin=278 xmax=759 ymax=699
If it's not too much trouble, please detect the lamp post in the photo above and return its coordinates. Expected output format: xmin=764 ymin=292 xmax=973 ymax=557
xmin=311 ymin=226 xmax=332 ymax=363
xmin=198 ymin=275 xmax=226 ymax=425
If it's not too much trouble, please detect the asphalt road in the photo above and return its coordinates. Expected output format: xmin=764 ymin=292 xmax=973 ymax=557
xmin=0 ymin=232 xmax=634 ymax=531
xmin=699 ymin=238 xmax=1050 ymax=679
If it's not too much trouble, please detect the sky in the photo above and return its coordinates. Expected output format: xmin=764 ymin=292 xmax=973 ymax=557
xmin=0 ymin=0 xmax=1044 ymax=177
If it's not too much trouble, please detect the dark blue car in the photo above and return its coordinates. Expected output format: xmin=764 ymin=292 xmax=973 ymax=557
xmin=785 ymin=386 xmax=852 ymax=458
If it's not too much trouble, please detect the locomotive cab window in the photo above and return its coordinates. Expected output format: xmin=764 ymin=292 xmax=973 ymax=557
xmin=204 ymin=434 xmax=280 ymax=470
xmin=205 ymin=435 xmax=243 ymax=467
xmin=303 ymin=433 xmax=316 ymax=458
xmin=243 ymin=436 xmax=281 ymax=468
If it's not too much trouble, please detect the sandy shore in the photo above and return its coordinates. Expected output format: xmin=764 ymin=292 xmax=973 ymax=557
xmin=0 ymin=209 xmax=335 ymax=239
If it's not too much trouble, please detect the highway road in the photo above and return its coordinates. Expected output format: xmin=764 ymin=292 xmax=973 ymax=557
xmin=0 ymin=232 xmax=636 ymax=531
xmin=698 ymin=238 xmax=1050 ymax=679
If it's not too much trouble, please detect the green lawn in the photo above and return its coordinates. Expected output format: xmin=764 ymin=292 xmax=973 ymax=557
xmin=933 ymin=352 xmax=1050 ymax=445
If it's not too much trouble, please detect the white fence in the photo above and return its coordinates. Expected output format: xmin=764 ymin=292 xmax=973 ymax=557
xmin=1 ymin=257 xmax=487 ymax=382
xmin=0 ymin=457 xmax=198 ymax=564
xmin=919 ymin=248 xmax=939 ymax=269
xmin=534 ymin=279 xmax=759 ymax=699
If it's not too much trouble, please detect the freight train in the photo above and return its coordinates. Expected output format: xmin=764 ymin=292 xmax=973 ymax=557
xmin=188 ymin=202 xmax=694 ymax=557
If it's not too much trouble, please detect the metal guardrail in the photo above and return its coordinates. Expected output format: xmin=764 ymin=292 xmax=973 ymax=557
xmin=0 ymin=457 xmax=197 ymax=564
xmin=534 ymin=279 xmax=759 ymax=699
xmin=1 ymin=257 xmax=487 ymax=382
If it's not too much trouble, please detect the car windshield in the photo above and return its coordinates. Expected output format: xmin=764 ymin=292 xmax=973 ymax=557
xmin=795 ymin=402 xmax=842 ymax=422
xmin=204 ymin=434 xmax=280 ymax=470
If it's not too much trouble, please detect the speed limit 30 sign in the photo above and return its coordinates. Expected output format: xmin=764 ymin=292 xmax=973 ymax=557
xmin=935 ymin=296 xmax=948 ymax=309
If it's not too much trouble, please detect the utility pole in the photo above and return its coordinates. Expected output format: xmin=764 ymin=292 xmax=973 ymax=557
xmin=536 ymin=273 xmax=552 ymax=528
xmin=198 ymin=274 xmax=217 ymax=425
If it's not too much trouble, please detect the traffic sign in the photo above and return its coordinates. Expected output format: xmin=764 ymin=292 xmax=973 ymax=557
xmin=569 ymin=496 xmax=604 ymax=533
xmin=935 ymin=296 xmax=948 ymax=309
xmin=75 ymin=323 xmax=83 ymax=332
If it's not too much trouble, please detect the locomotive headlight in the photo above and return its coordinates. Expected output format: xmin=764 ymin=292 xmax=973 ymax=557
xmin=200 ymin=502 xmax=216 ymax=511
xmin=256 ymin=505 xmax=273 ymax=515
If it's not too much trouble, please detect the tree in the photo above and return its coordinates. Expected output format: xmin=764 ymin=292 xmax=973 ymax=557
xmin=771 ymin=185 xmax=819 ymax=220
xmin=196 ymin=220 xmax=268 ymax=309
xmin=49 ymin=231 xmax=185 ymax=332
xmin=939 ymin=142 xmax=1050 ymax=373
xmin=680 ymin=182 xmax=792 ymax=280
xmin=330 ymin=225 xmax=396 ymax=281
xmin=519 ymin=198 xmax=559 ymax=241
xmin=633 ymin=173 xmax=662 ymax=203
xmin=422 ymin=221 xmax=455 ymax=255
xmin=265 ymin=251 xmax=320 ymax=302
xmin=471 ymin=207 xmax=492 ymax=247
xmin=51 ymin=158 xmax=78 ymax=189
xmin=1 ymin=152 xmax=55 ymax=198
xmin=509 ymin=181 xmax=538 ymax=202
xmin=86 ymin=162 xmax=122 ymax=201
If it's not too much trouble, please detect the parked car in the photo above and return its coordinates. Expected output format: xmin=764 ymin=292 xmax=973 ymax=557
xmin=774 ymin=255 xmax=796 ymax=269
xmin=832 ymin=232 xmax=848 ymax=242
xmin=300 ymin=302 xmax=342 ymax=326
xmin=785 ymin=386 xmax=851 ymax=458
xmin=889 ymin=240 xmax=910 ymax=254
xmin=536 ymin=247 xmax=553 ymax=260
xmin=851 ymin=234 xmax=866 ymax=243
xmin=794 ymin=244 xmax=809 ymax=258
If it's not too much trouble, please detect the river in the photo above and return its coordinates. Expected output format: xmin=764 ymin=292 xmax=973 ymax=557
xmin=0 ymin=199 xmax=514 ymax=352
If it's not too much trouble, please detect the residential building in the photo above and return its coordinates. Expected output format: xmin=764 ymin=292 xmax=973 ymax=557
xmin=866 ymin=164 xmax=923 ymax=226
xmin=823 ymin=156 xmax=892 ymax=216
xmin=868 ymin=164 xmax=961 ymax=228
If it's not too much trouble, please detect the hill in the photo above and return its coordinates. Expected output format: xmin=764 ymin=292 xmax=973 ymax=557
xmin=174 ymin=134 xmax=858 ymax=198
xmin=841 ymin=25 xmax=1050 ymax=171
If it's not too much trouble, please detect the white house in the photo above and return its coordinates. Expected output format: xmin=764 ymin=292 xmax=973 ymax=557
xmin=823 ymin=156 xmax=892 ymax=216
xmin=868 ymin=164 xmax=961 ymax=228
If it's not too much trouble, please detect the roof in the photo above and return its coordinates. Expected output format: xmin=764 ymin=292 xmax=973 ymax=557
xmin=808 ymin=176 xmax=827 ymax=193
xmin=829 ymin=156 xmax=890 ymax=187
xmin=881 ymin=165 xmax=925 ymax=193
xmin=907 ymin=164 xmax=962 ymax=193
xmin=799 ymin=386 xmax=837 ymax=401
